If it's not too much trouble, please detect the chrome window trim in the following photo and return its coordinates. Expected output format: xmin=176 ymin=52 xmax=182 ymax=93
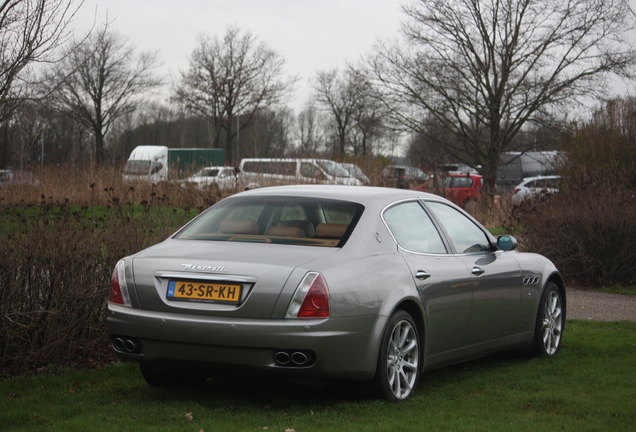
xmin=380 ymin=198 xmax=450 ymax=256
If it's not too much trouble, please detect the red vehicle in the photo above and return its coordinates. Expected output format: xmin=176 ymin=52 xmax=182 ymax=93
xmin=413 ymin=173 xmax=482 ymax=208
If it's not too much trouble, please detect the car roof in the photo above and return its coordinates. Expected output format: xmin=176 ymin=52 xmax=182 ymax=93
xmin=519 ymin=175 xmax=561 ymax=183
xmin=231 ymin=185 xmax=441 ymax=206
xmin=446 ymin=172 xmax=482 ymax=178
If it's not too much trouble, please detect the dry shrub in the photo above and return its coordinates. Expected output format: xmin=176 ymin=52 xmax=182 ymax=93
xmin=523 ymin=96 xmax=636 ymax=286
xmin=0 ymin=165 xmax=222 ymax=209
xmin=508 ymin=182 xmax=636 ymax=286
xmin=468 ymin=194 xmax=512 ymax=229
xmin=0 ymin=191 xmax=198 ymax=375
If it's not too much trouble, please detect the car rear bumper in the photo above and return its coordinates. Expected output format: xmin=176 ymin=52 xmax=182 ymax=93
xmin=107 ymin=304 xmax=384 ymax=380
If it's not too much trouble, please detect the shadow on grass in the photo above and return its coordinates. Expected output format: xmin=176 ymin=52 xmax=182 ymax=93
xmin=120 ymin=349 xmax=537 ymax=410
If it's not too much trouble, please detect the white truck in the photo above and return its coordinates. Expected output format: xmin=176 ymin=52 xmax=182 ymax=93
xmin=123 ymin=146 xmax=224 ymax=184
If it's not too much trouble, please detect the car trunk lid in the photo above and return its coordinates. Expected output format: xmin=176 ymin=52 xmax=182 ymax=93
xmin=129 ymin=239 xmax=336 ymax=319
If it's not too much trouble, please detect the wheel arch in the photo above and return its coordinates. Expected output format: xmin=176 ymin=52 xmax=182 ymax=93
xmin=392 ymin=299 xmax=426 ymax=365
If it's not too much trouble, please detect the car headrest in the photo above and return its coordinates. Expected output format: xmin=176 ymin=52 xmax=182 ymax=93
xmin=276 ymin=220 xmax=316 ymax=237
xmin=315 ymin=223 xmax=348 ymax=239
xmin=267 ymin=226 xmax=307 ymax=238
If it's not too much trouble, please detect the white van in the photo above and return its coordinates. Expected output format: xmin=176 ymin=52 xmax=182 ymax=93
xmin=238 ymin=158 xmax=362 ymax=189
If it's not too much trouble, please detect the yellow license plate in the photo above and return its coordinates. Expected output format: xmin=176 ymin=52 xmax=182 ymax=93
xmin=167 ymin=280 xmax=241 ymax=304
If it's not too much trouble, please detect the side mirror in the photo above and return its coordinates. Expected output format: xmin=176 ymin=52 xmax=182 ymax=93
xmin=497 ymin=235 xmax=518 ymax=251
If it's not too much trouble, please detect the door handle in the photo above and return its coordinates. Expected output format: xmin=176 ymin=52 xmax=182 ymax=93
xmin=471 ymin=266 xmax=485 ymax=276
xmin=415 ymin=270 xmax=431 ymax=280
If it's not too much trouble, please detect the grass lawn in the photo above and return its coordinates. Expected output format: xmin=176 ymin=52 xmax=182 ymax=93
xmin=2 ymin=320 xmax=635 ymax=432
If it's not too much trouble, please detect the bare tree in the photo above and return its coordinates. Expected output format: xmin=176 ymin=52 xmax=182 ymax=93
xmin=314 ymin=67 xmax=388 ymax=158
xmin=368 ymin=0 xmax=636 ymax=196
xmin=297 ymin=100 xmax=327 ymax=155
xmin=242 ymin=107 xmax=294 ymax=158
xmin=313 ymin=68 xmax=359 ymax=158
xmin=173 ymin=26 xmax=292 ymax=163
xmin=45 ymin=24 xmax=161 ymax=162
xmin=349 ymin=69 xmax=387 ymax=156
xmin=0 ymin=0 xmax=82 ymax=122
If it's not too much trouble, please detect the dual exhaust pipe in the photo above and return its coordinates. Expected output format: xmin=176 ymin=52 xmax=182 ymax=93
xmin=113 ymin=337 xmax=311 ymax=366
xmin=112 ymin=336 xmax=140 ymax=354
xmin=274 ymin=350 xmax=314 ymax=366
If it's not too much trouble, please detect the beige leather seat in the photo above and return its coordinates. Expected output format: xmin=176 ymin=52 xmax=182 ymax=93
xmin=315 ymin=223 xmax=348 ymax=239
xmin=276 ymin=220 xmax=315 ymax=237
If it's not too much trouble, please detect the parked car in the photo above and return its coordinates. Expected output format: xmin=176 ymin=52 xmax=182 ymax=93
xmin=0 ymin=169 xmax=40 ymax=187
xmin=381 ymin=165 xmax=428 ymax=189
xmin=108 ymin=185 xmax=565 ymax=402
xmin=413 ymin=173 xmax=483 ymax=208
xmin=238 ymin=158 xmax=362 ymax=189
xmin=511 ymin=175 xmax=560 ymax=204
xmin=340 ymin=162 xmax=371 ymax=185
xmin=181 ymin=166 xmax=237 ymax=193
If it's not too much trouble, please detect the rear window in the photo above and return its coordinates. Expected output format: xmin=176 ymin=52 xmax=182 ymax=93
xmin=449 ymin=177 xmax=473 ymax=188
xmin=175 ymin=196 xmax=364 ymax=247
xmin=197 ymin=168 xmax=220 ymax=177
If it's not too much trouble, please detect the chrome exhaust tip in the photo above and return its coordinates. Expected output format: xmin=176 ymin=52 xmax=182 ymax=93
xmin=291 ymin=351 xmax=309 ymax=365
xmin=124 ymin=339 xmax=138 ymax=353
xmin=113 ymin=337 xmax=125 ymax=351
xmin=274 ymin=351 xmax=291 ymax=365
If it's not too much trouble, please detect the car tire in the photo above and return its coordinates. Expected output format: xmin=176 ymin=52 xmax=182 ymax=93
xmin=532 ymin=282 xmax=564 ymax=356
xmin=373 ymin=310 xmax=420 ymax=402
xmin=139 ymin=364 xmax=206 ymax=387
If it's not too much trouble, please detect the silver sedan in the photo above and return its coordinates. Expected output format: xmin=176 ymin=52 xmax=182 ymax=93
xmin=107 ymin=185 xmax=565 ymax=402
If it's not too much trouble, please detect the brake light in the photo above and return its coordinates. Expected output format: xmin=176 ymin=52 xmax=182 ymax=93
xmin=286 ymin=272 xmax=330 ymax=318
xmin=513 ymin=188 xmax=520 ymax=195
xmin=110 ymin=261 xmax=132 ymax=306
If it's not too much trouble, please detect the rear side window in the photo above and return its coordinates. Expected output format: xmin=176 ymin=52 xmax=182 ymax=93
xmin=383 ymin=201 xmax=447 ymax=254
xmin=300 ymin=163 xmax=320 ymax=178
xmin=242 ymin=161 xmax=296 ymax=175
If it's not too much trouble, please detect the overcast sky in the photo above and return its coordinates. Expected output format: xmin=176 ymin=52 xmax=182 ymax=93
xmin=73 ymin=0 xmax=406 ymax=111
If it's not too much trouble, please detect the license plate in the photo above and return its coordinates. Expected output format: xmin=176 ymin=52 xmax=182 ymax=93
xmin=167 ymin=280 xmax=242 ymax=304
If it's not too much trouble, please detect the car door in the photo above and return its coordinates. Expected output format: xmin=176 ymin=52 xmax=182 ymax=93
xmin=424 ymin=201 xmax=523 ymax=345
xmin=382 ymin=201 xmax=474 ymax=357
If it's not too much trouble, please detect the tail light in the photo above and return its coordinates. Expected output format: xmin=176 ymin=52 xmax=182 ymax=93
xmin=513 ymin=188 xmax=520 ymax=195
xmin=110 ymin=260 xmax=132 ymax=307
xmin=286 ymin=272 xmax=330 ymax=318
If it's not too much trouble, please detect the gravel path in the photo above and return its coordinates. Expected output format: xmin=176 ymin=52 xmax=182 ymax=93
xmin=566 ymin=289 xmax=636 ymax=322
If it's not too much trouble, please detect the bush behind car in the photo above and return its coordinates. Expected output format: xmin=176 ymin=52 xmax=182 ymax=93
xmin=508 ymin=178 xmax=636 ymax=287
xmin=0 ymin=196 xmax=197 ymax=375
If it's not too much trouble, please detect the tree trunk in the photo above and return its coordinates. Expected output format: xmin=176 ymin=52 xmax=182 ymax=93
xmin=94 ymin=130 xmax=104 ymax=163
xmin=224 ymin=124 xmax=233 ymax=163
